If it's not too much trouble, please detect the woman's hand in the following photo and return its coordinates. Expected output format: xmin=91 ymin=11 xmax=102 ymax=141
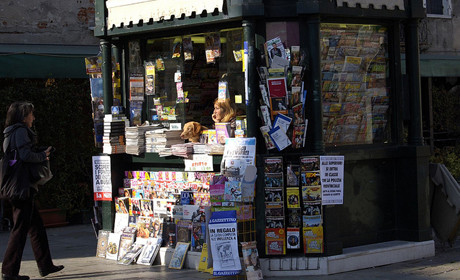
xmin=44 ymin=146 xmax=53 ymax=160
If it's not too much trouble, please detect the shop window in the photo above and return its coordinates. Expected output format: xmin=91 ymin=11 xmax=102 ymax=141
xmin=127 ymin=28 xmax=246 ymax=131
xmin=424 ymin=0 xmax=452 ymax=18
xmin=320 ymin=23 xmax=390 ymax=146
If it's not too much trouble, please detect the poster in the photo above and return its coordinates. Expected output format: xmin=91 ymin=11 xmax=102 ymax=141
xmin=320 ymin=156 xmax=344 ymax=205
xmin=208 ymin=210 xmax=241 ymax=276
xmin=221 ymin=137 xmax=256 ymax=178
xmin=92 ymin=155 xmax=112 ymax=201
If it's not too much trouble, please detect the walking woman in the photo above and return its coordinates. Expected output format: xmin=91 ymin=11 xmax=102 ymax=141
xmin=1 ymin=102 xmax=63 ymax=280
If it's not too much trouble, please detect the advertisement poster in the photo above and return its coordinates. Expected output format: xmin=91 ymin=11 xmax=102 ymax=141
xmin=184 ymin=154 xmax=214 ymax=171
xmin=320 ymin=156 xmax=344 ymax=205
xmin=92 ymin=156 xmax=112 ymax=201
xmin=208 ymin=210 xmax=241 ymax=276
xmin=222 ymin=138 xmax=256 ymax=178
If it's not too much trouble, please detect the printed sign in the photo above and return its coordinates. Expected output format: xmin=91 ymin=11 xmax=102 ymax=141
xmin=184 ymin=154 xmax=214 ymax=171
xmin=92 ymin=156 xmax=112 ymax=201
xmin=320 ymin=156 xmax=344 ymax=205
xmin=208 ymin=210 xmax=241 ymax=276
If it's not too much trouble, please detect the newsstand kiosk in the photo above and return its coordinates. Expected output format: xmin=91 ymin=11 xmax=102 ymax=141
xmin=91 ymin=0 xmax=433 ymax=276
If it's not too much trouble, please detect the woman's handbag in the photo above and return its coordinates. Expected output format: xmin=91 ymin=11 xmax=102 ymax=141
xmin=0 ymin=149 xmax=31 ymax=200
xmin=30 ymin=158 xmax=53 ymax=185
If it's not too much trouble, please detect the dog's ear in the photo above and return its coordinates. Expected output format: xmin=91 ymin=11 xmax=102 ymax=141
xmin=193 ymin=122 xmax=201 ymax=134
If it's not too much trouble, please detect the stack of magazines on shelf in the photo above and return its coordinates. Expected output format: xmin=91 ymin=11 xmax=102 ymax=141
xmin=171 ymin=143 xmax=194 ymax=158
xmin=145 ymin=129 xmax=184 ymax=155
xmin=125 ymin=124 xmax=162 ymax=155
xmin=102 ymin=115 xmax=128 ymax=154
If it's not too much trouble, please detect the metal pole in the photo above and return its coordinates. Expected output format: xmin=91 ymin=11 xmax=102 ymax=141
xmin=243 ymin=20 xmax=258 ymax=138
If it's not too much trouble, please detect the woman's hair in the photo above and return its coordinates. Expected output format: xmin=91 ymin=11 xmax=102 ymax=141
xmin=214 ymin=98 xmax=236 ymax=122
xmin=5 ymin=101 xmax=34 ymax=127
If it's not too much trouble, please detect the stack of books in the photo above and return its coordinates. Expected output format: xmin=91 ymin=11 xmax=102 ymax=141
xmin=102 ymin=115 xmax=127 ymax=154
xmin=145 ymin=129 xmax=184 ymax=154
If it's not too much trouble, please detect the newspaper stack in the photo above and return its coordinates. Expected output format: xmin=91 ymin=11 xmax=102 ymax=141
xmin=102 ymin=115 xmax=127 ymax=154
xmin=171 ymin=143 xmax=194 ymax=158
xmin=192 ymin=143 xmax=206 ymax=154
xmin=125 ymin=124 xmax=162 ymax=155
xmin=145 ymin=129 xmax=184 ymax=154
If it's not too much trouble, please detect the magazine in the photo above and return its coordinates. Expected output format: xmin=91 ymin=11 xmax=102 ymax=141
xmin=169 ymin=242 xmax=190 ymax=269
xmin=106 ymin=232 xmax=121 ymax=260
xmin=137 ymin=237 xmax=162 ymax=265
xmin=96 ymin=230 xmax=110 ymax=258
xmin=118 ymin=242 xmax=144 ymax=265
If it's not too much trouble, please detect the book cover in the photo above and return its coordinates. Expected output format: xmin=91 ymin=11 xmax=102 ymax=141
xmin=118 ymin=242 xmax=144 ymax=265
xmin=273 ymin=113 xmax=292 ymax=133
xmin=169 ymin=242 xmax=190 ymax=269
xmin=269 ymin=97 xmax=288 ymax=119
xmin=292 ymin=123 xmax=307 ymax=149
xmin=269 ymin=126 xmax=291 ymax=151
xmin=260 ymin=106 xmax=272 ymax=128
xmin=137 ymin=237 xmax=162 ymax=265
xmin=292 ymin=103 xmax=303 ymax=125
xmin=260 ymin=126 xmax=276 ymax=150
xmin=105 ymin=232 xmax=121 ymax=260
xmin=267 ymin=77 xmax=288 ymax=98
xmin=96 ymin=230 xmax=110 ymax=258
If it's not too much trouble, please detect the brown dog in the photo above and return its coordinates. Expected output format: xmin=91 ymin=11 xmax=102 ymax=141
xmin=180 ymin=121 xmax=207 ymax=143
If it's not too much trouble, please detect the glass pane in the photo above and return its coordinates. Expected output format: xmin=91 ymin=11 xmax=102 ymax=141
xmin=426 ymin=0 xmax=443 ymax=14
xmin=320 ymin=23 xmax=390 ymax=146
xmin=139 ymin=28 xmax=245 ymax=129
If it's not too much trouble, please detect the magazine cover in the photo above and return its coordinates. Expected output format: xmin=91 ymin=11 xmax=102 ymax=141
xmin=169 ymin=242 xmax=190 ymax=269
xmin=264 ymin=157 xmax=283 ymax=173
xmin=118 ymin=242 xmax=144 ymax=265
xmin=105 ymin=232 xmax=122 ymax=260
xmin=114 ymin=212 xmax=129 ymax=233
xmin=224 ymin=181 xmax=242 ymax=202
xmin=300 ymin=156 xmax=320 ymax=172
xmin=301 ymin=185 xmax=322 ymax=203
xmin=303 ymin=226 xmax=324 ymax=254
xmin=286 ymin=188 xmax=300 ymax=208
xmin=286 ymin=164 xmax=300 ymax=186
xmin=115 ymin=197 xmax=129 ymax=214
xmin=265 ymin=228 xmax=286 ymax=255
xmin=191 ymin=222 xmax=206 ymax=252
xmin=137 ymin=237 xmax=162 ymax=265
xmin=176 ymin=220 xmax=192 ymax=243
xmin=264 ymin=202 xmax=284 ymax=217
xmin=241 ymin=241 xmax=263 ymax=280
xmin=264 ymin=188 xmax=284 ymax=203
xmin=286 ymin=209 xmax=302 ymax=228
xmin=303 ymin=203 xmax=322 ymax=216
xmin=286 ymin=228 xmax=300 ymax=249
xmin=96 ymin=230 xmax=110 ymax=258
xmin=136 ymin=216 xmax=153 ymax=239
xmin=264 ymin=173 xmax=283 ymax=188
xmin=118 ymin=230 xmax=136 ymax=261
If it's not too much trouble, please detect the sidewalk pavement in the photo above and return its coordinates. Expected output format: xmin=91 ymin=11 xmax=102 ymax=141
xmin=1 ymin=224 xmax=460 ymax=280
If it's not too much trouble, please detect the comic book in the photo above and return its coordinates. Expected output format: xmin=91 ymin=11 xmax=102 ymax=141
xmin=286 ymin=188 xmax=300 ymax=208
xmin=224 ymin=181 xmax=242 ymax=202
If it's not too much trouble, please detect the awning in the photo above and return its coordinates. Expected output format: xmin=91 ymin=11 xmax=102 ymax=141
xmin=337 ymin=0 xmax=405 ymax=10
xmin=106 ymin=0 xmax=225 ymax=28
xmin=401 ymin=54 xmax=460 ymax=77
xmin=0 ymin=44 xmax=99 ymax=79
